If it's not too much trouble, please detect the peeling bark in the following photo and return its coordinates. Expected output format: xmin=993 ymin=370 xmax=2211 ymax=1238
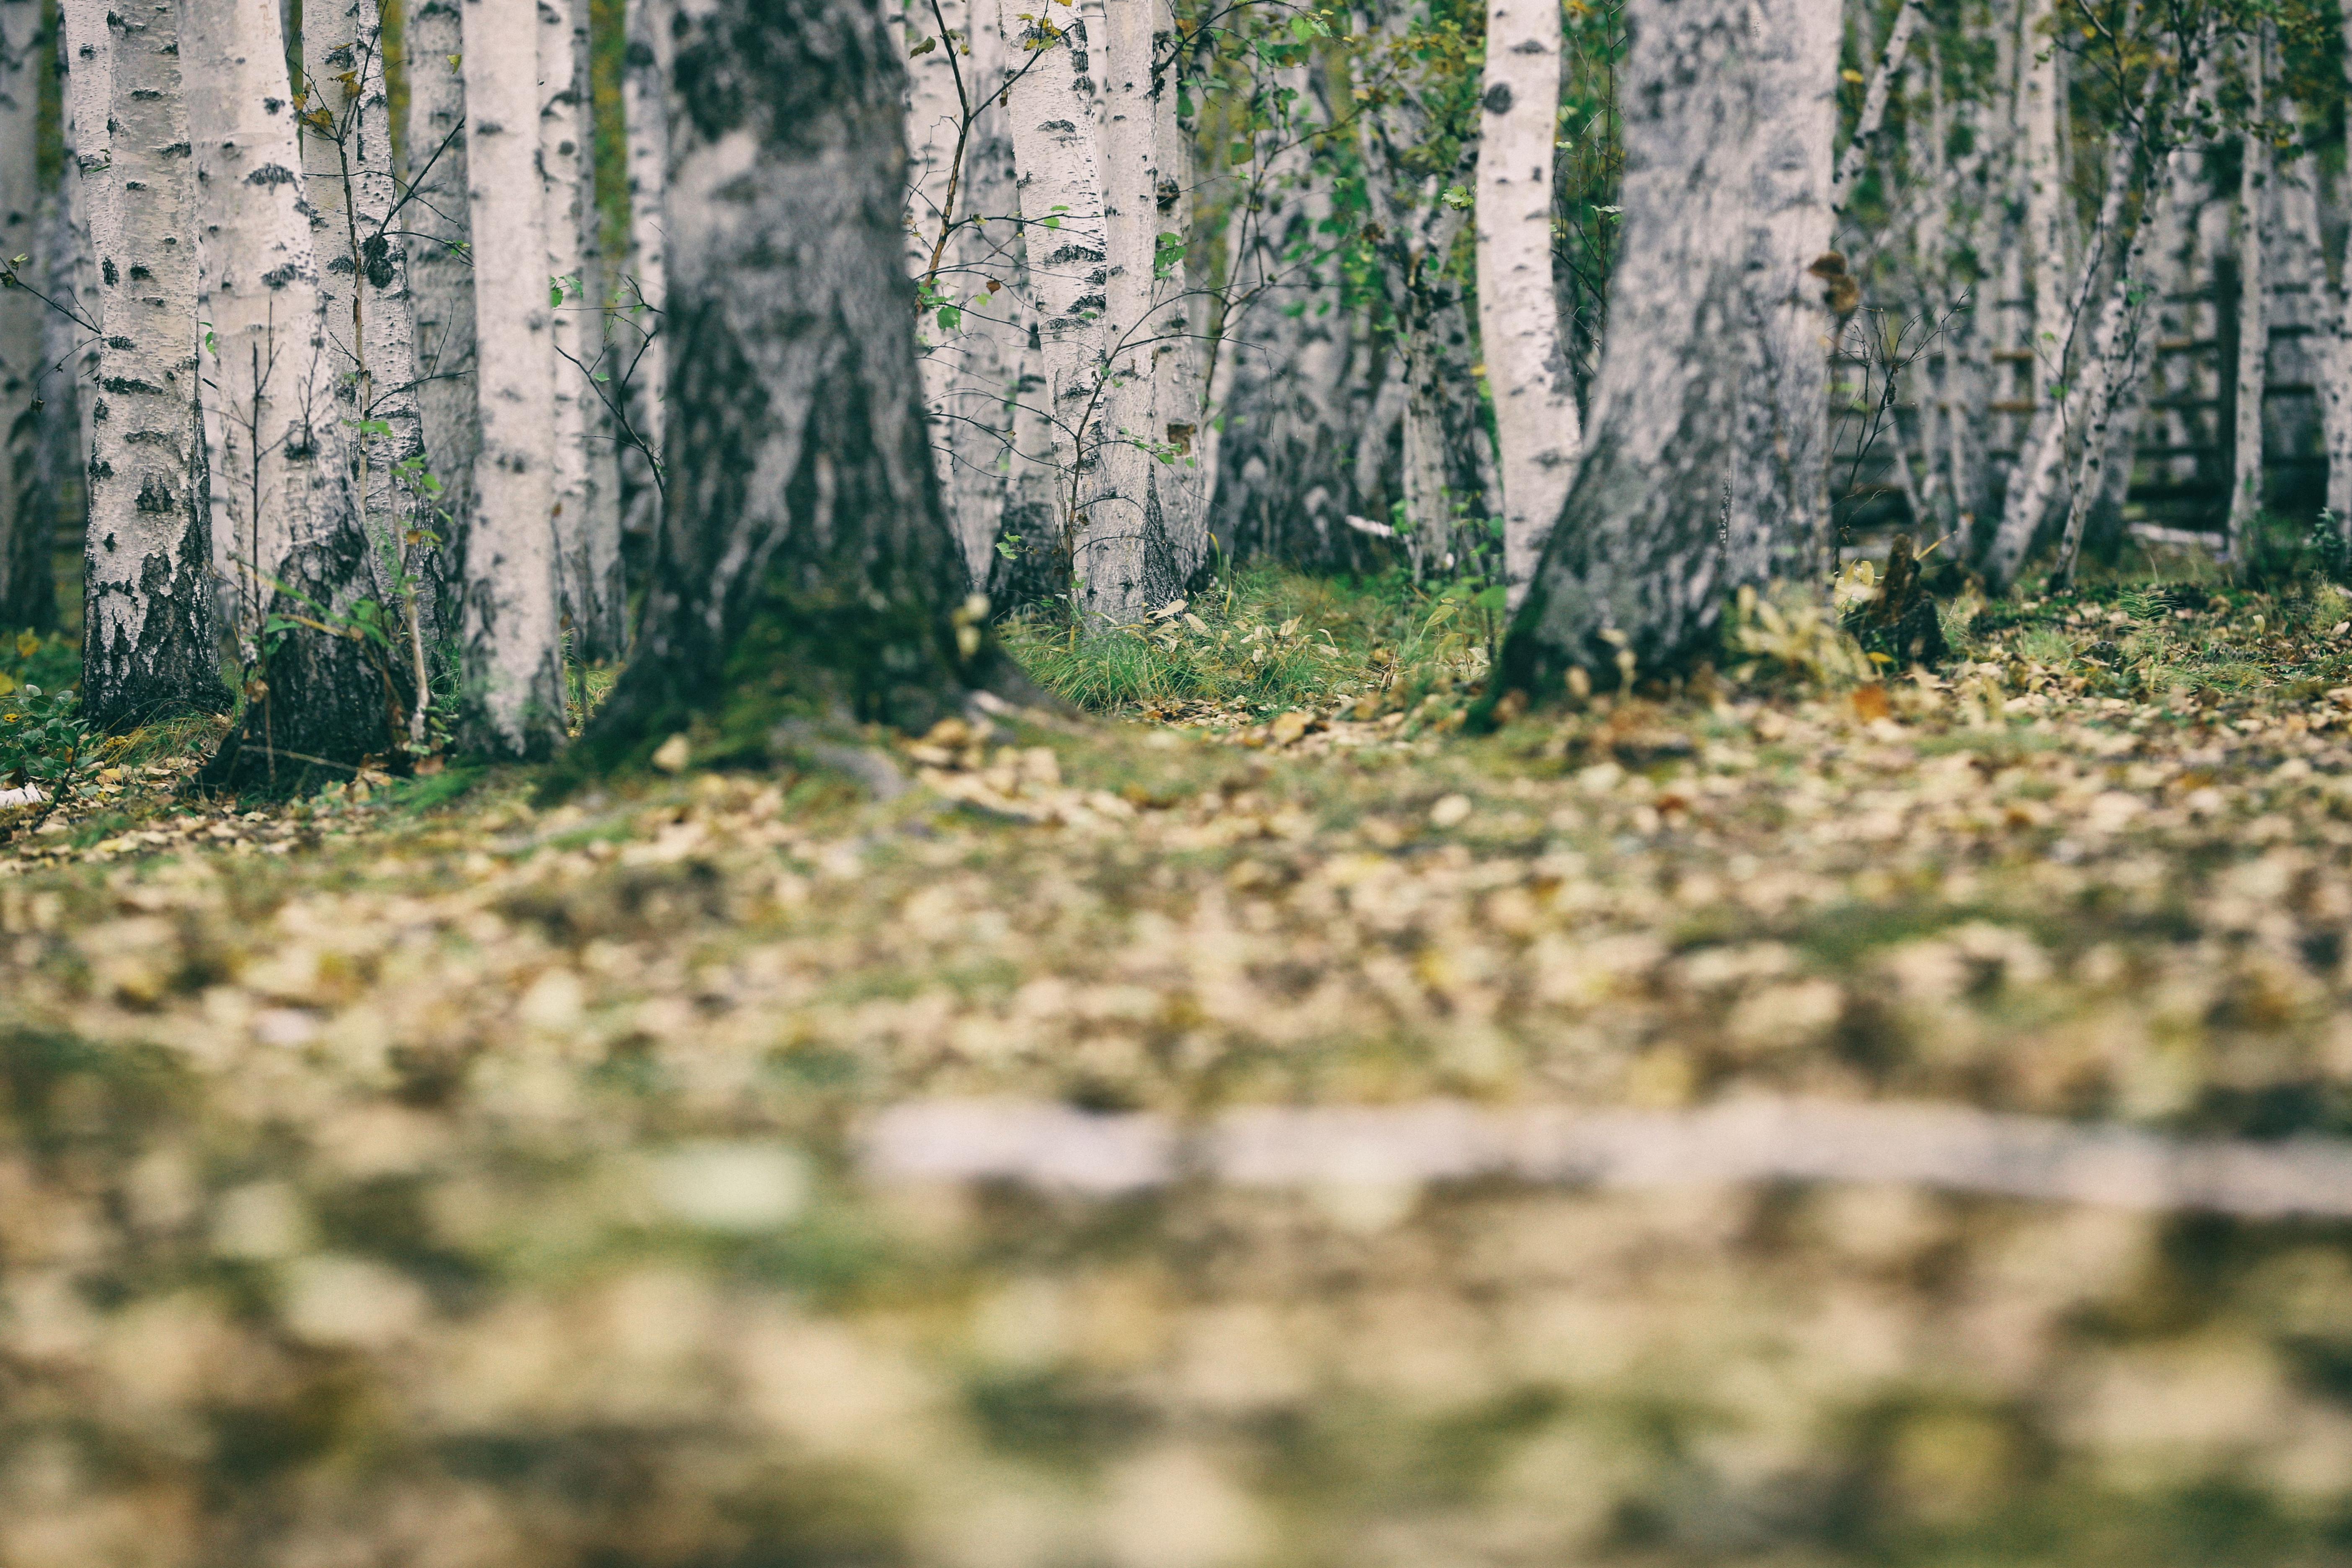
xmin=80 ymin=0 xmax=230 ymax=730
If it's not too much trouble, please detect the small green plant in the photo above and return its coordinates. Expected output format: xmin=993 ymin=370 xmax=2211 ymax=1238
xmin=0 ymin=632 xmax=94 ymax=805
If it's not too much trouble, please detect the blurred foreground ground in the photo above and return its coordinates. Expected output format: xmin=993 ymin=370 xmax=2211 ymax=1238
xmin=5 ymin=570 xmax=2352 ymax=1564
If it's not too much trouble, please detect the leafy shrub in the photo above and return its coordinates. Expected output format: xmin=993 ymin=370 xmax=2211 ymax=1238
xmin=0 ymin=631 xmax=93 ymax=794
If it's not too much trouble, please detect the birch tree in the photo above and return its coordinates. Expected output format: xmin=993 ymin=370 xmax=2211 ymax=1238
xmin=0 ymin=0 xmax=44 ymax=630
xmin=1211 ymin=66 xmax=1362 ymax=566
xmin=403 ymin=0 xmax=477 ymax=586
xmin=303 ymin=0 xmax=434 ymax=727
xmin=1359 ymin=5 xmax=1490 ymax=578
xmin=1476 ymin=0 xmax=1578 ymax=611
xmin=16 ymin=189 xmax=84 ymax=634
xmin=1982 ymin=39 xmax=2163 ymax=586
xmin=541 ymin=0 xmax=625 ymax=658
xmin=2223 ymin=21 xmax=2270 ymax=561
xmin=904 ymin=0 xmax=1030 ymax=585
xmin=579 ymin=0 xmax=1026 ymax=773
xmin=1495 ymin=0 xmax=1837 ymax=697
xmin=2331 ymin=0 xmax=2352 ymax=537
xmin=187 ymin=0 xmax=405 ymax=791
xmin=997 ymin=0 xmax=1118 ymax=611
xmin=618 ymin=0 xmax=669 ymax=589
xmin=457 ymin=0 xmax=565 ymax=757
xmin=78 ymin=0 xmax=231 ymax=730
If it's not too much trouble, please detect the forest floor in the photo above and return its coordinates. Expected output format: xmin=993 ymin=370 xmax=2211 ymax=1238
xmin=5 ymin=553 xmax=2352 ymax=1567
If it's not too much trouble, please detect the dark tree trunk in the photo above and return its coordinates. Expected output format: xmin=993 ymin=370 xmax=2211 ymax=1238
xmin=573 ymin=0 xmax=1027 ymax=774
xmin=1494 ymin=0 xmax=1837 ymax=699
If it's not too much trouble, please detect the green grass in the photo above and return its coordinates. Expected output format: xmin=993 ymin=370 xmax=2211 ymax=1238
xmin=1000 ymin=566 xmax=1506 ymax=721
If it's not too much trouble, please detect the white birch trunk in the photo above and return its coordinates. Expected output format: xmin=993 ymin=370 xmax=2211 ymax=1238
xmin=1737 ymin=0 xmax=1839 ymax=578
xmin=2330 ymin=0 xmax=2352 ymax=537
xmin=1210 ymin=66 xmax=1356 ymax=566
xmin=460 ymin=0 xmax=564 ymax=755
xmin=1359 ymin=10 xmax=1489 ymax=581
xmin=1983 ymin=57 xmax=2156 ymax=585
xmin=1091 ymin=0 xmax=1178 ymax=613
xmin=1477 ymin=0 xmax=1578 ymax=610
xmin=2020 ymin=0 xmax=2069 ymax=384
xmin=2047 ymin=39 xmax=2218 ymax=579
xmin=1829 ymin=0 xmax=1925 ymax=219
xmin=403 ymin=0 xmax=476 ymax=587
xmin=153 ymin=0 xmax=236 ymax=632
xmin=618 ymin=0 xmax=669 ymax=592
xmin=998 ymin=0 xmax=1126 ymax=619
xmin=905 ymin=0 xmax=1025 ymax=587
xmin=1143 ymin=0 xmax=1210 ymax=586
xmin=59 ymin=0 xmax=116 ymax=508
xmin=184 ymin=0 xmax=336 ymax=630
xmin=540 ymin=0 xmax=602 ymax=662
xmin=0 ymin=0 xmax=45 ymax=627
xmin=2223 ymin=23 xmax=2269 ymax=560
xmin=81 ymin=0 xmax=229 ymax=726
xmin=1501 ymin=0 xmax=1839 ymax=690
xmin=26 ymin=187 xmax=85 ymax=621
xmin=302 ymin=0 xmax=429 ymax=635
xmin=572 ymin=0 xmax=625 ymax=659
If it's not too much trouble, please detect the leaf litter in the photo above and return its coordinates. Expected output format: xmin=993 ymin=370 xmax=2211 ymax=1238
xmin=5 ymin=571 xmax=2352 ymax=1563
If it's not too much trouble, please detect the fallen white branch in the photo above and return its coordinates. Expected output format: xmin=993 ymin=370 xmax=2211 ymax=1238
xmin=0 ymin=783 xmax=46 ymax=810
xmin=1342 ymin=513 xmax=1397 ymax=539
xmin=863 ymin=1095 xmax=2352 ymax=1217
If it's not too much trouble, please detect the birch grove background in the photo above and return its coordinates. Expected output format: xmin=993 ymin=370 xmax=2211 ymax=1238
xmin=0 ymin=0 xmax=2342 ymax=756
xmin=8 ymin=0 xmax=2352 ymax=1563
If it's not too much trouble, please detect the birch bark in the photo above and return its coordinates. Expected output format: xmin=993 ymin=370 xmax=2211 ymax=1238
xmin=581 ymin=0 xmax=1018 ymax=769
xmin=1829 ymin=0 xmax=1926 ymax=219
xmin=402 ymin=0 xmax=477 ymax=579
xmin=1090 ymin=0 xmax=1180 ymax=614
xmin=458 ymin=0 xmax=564 ymax=755
xmin=1212 ymin=67 xmax=1357 ymax=567
xmin=2223 ymin=22 xmax=2269 ymax=561
xmin=997 ymin=0 xmax=1139 ymax=623
xmin=302 ymin=0 xmax=431 ymax=661
xmin=2048 ymin=38 xmax=2217 ymax=580
xmin=1476 ymin=0 xmax=1578 ymax=610
xmin=540 ymin=0 xmax=609 ymax=661
xmin=1496 ymin=0 xmax=1838 ymax=695
xmin=2331 ymin=0 xmax=2352 ymax=536
xmin=187 ymin=0 xmax=403 ymax=792
xmin=904 ymin=0 xmax=1026 ymax=586
xmin=1142 ymin=0 xmax=1210 ymax=586
xmin=618 ymin=0 xmax=668 ymax=592
xmin=81 ymin=0 xmax=231 ymax=729
xmin=0 ymin=0 xmax=46 ymax=630
xmin=2019 ymin=0 xmax=2069 ymax=392
xmin=59 ymin=0 xmax=114 ymax=503
xmin=1982 ymin=51 xmax=2157 ymax=585
xmin=14 ymin=189 xmax=81 ymax=633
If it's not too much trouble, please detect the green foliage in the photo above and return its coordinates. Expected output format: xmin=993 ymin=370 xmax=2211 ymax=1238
xmin=0 ymin=631 xmax=91 ymax=791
